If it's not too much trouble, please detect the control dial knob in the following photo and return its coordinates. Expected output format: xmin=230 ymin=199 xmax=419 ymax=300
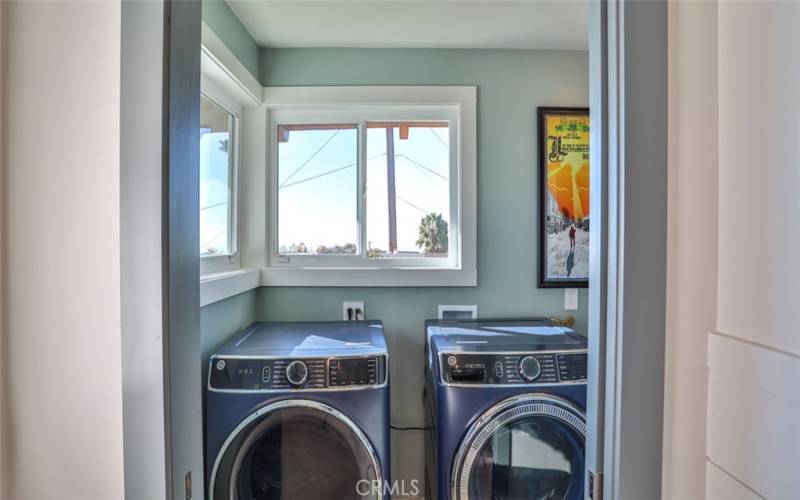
xmin=518 ymin=356 xmax=542 ymax=382
xmin=286 ymin=360 xmax=309 ymax=387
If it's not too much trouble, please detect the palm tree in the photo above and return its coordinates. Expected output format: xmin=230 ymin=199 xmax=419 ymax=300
xmin=417 ymin=213 xmax=448 ymax=255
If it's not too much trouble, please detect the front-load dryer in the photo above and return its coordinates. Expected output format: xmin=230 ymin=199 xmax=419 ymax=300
xmin=424 ymin=318 xmax=587 ymax=500
xmin=206 ymin=321 xmax=389 ymax=500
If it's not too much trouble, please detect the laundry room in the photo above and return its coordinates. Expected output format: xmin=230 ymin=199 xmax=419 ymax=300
xmin=197 ymin=1 xmax=590 ymax=498
xmin=11 ymin=0 xmax=800 ymax=498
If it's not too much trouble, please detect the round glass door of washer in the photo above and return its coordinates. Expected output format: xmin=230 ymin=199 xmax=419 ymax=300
xmin=452 ymin=394 xmax=586 ymax=500
xmin=210 ymin=400 xmax=382 ymax=500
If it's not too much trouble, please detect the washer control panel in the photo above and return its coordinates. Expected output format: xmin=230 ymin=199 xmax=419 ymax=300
xmin=209 ymin=355 xmax=387 ymax=391
xmin=329 ymin=357 xmax=382 ymax=387
xmin=441 ymin=352 xmax=587 ymax=385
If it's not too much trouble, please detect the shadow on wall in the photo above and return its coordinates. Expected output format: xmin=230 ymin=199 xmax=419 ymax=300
xmin=200 ymin=289 xmax=258 ymax=384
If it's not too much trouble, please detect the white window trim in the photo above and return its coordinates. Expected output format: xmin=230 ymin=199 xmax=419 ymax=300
xmin=199 ymin=77 xmax=241 ymax=275
xmin=198 ymin=31 xmax=263 ymax=304
xmin=200 ymin=268 xmax=260 ymax=307
xmin=201 ymin=22 xmax=262 ymax=105
xmin=260 ymin=86 xmax=477 ymax=287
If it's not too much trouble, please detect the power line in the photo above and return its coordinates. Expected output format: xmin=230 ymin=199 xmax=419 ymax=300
xmin=201 ymin=229 xmax=226 ymax=250
xmin=279 ymin=129 xmax=340 ymax=188
xmin=397 ymin=154 xmax=448 ymax=180
xmin=279 ymin=162 xmax=355 ymax=189
xmin=279 ymin=153 xmax=387 ymax=190
xmin=402 ymin=158 xmax=446 ymax=192
xmin=430 ymin=128 xmax=449 ymax=148
xmin=276 ymin=150 xmax=446 ymax=195
xmin=397 ymin=196 xmax=430 ymax=214
xmin=200 ymin=200 xmax=227 ymax=212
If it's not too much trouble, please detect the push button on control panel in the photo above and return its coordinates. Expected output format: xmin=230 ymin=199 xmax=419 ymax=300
xmin=494 ymin=361 xmax=504 ymax=378
xmin=261 ymin=366 xmax=271 ymax=383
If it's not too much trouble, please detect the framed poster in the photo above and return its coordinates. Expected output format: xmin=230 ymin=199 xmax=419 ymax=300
xmin=538 ymin=107 xmax=590 ymax=288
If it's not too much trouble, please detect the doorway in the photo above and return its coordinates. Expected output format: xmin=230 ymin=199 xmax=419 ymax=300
xmin=123 ymin=1 xmax=669 ymax=499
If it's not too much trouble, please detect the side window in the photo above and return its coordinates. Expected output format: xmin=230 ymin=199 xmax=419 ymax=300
xmin=200 ymin=90 xmax=239 ymax=275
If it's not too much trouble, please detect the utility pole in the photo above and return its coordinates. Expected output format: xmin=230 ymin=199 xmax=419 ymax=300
xmin=386 ymin=127 xmax=397 ymax=253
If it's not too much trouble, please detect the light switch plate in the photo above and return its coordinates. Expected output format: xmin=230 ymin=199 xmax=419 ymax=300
xmin=564 ymin=288 xmax=579 ymax=310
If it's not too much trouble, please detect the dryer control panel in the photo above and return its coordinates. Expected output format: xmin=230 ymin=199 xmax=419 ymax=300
xmin=440 ymin=352 xmax=587 ymax=385
xmin=209 ymin=355 xmax=387 ymax=391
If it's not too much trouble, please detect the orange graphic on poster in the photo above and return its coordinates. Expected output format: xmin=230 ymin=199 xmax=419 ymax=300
xmin=546 ymin=114 xmax=590 ymax=221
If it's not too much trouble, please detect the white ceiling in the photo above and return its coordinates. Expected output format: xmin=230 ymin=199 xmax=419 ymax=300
xmin=227 ymin=1 xmax=588 ymax=50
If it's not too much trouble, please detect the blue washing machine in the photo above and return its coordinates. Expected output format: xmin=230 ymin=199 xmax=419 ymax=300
xmin=424 ymin=319 xmax=587 ymax=500
xmin=206 ymin=321 xmax=390 ymax=500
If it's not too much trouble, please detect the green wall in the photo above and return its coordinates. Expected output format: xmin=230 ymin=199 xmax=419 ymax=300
xmin=255 ymin=47 xmax=590 ymax=484
xmin=202 ymin=0 xmax=259 ymax=81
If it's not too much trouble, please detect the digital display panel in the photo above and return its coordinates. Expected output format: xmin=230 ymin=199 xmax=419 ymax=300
xmin=338 ymin=358 xmax=371 ymax=384
xmin=329 ymin=357 xmax=381 ymax=386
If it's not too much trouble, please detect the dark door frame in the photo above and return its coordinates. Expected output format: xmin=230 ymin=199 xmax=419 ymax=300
xmin=587 ymin=1 xmax=669 ymax=499
xmin=162 ymin=0 xmax=204 ymax=498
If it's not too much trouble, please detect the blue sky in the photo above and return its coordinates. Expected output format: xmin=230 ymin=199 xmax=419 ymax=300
xmin=277 ymin=124 xmax=450 ymax=254
xmin=200 ymin=130 xmax=231 ymax=254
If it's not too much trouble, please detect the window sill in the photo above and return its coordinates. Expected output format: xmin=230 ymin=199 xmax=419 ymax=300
xmin=200 ymin=268 xmax=260 ymax=306
xmin=200 ymin=266 xmax=478 ymax=304
xmin=260 ymin=267 xmax=477 ymax=287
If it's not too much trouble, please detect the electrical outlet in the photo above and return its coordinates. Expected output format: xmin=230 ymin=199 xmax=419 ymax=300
xmin=342 ymin=301 xmax=365 ymax=321
xmin=564 ymin=288 xmax=579 ymax=310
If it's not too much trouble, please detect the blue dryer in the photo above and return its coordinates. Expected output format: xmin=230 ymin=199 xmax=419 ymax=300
xmin=206 ymin=321 xmax=390 ymax=500
xmin=424 ymin=319 xmax=587 ymax=500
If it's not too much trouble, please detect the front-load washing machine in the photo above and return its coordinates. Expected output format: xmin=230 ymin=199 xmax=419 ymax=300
xmin=424 ymin=318 xmax=587 ymax=500
xmin=206 ymin=321 xmax=389 ymax=500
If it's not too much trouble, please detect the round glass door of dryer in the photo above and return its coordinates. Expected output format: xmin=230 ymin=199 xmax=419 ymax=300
xmin=210 ymin=400 xmax=382 ymax=500
xmin=452 ymin=394 xmax=586 ymax=500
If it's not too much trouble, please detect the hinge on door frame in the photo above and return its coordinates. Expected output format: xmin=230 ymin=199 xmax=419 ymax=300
xmin=589 ymin=470 xmax=603 ymax=500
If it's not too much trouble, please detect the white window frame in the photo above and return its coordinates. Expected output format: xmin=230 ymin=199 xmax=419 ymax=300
xmin=270 ymin=106 xmax=458 ymax=268
xmin=261 ymin=86 xmax=477 ymax=287
xmin=199 ymin=77 xmax=241 ymax=275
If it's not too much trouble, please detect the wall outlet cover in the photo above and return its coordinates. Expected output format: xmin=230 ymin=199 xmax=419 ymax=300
xmin=342 ymin=301 xmax=365 ymax=320
xmin=438 ymin=305 xmax=478 ymax=320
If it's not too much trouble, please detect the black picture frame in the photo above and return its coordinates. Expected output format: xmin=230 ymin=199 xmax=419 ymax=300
xmin=538 ymin=106 xmax=590 ymax=288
